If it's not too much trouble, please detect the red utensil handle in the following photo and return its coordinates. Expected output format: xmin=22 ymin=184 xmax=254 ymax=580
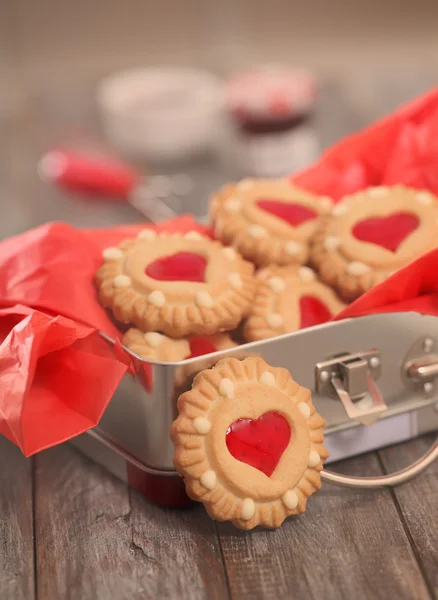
xmin=38 ymin=149 xmax=140 ymax=200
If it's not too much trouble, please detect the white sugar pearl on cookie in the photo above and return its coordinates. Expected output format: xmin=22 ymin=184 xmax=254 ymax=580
xmin=332 ymin=203 xmax=348 ymax=217
xmin=137 ymin=229 xmax=157 ymax=241
xmin=222 ymin=247 xmax=237 ymax=260
xmin=237 ymin=178 xmax=254 ymax=191
xmin=284 ymin=240 xmax=302 ymax=256
xmin=298 ymin=266 xmax=316 ymax=282
xmin=260 ymin=371 xmax=276 ymax=386
xmin=308 ymin=450 xmax=321 ymax=467
xmin=224 ymin=197 xmax=242 ymax=213
xmin=193 ymin=417 xmax=211 ymax=435
xmin=248 ymin=224 xmax=267 ymax=239
xmin=368 ymin=186 xmax=388 ymax=198
xmin=240 ymin=498 xmax=255 ymax=520
xmin=196 ymin=291 xmax=213 ymax=308
xmin=415 ymin=191 xmax=434 ymax=205
xmin=282 ymin=490 xmax=299 ymax=510
xmin=266 ymin=313 xmax=284 ymax=329
xmin=200 ymin=470 xmax=217 ymax=490
xmin=347 ymin=261 xmax=371 ymax=276
xmin=144 ymin=332 xmax=165 ymax=347
xmin=184 ymin=231 xmax=204 ymax=240
xmin=319 ymin=196 xmax=333 ymax=209
xmin=219 ymin=378 xmax=234 ymax=398
xmin=298 ymin=403 xmax=311 ymax=419
xmin=228 ymin=273 xmax=243 ymax=289
xmin=103 ymin=247 xmax=123 ymax=260
xmin=268 ymin=277 xmax=286 ymax=293
xmin=323 ymin=235 xmax=341 ymax=251
xmin=148 ymin=290 xmax=166 ymax=307
xmin=113 ymin=274 xmax=132 ymax=288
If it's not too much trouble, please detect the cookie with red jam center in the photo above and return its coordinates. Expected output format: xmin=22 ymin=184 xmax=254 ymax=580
xmin=95 ymin=231 xmax=256 ymax=338
xmin=244 ymin=265 xmax=345 ymax=342
xmin=210 ymin=178 xmax=333 ymax=267
xmin=170 ymin=356 xmax=328 ymax=530
xmin=310 ymin=185 xmax=438 ymax=300
xmin=122 ymin=328 xmax=237 ymax=362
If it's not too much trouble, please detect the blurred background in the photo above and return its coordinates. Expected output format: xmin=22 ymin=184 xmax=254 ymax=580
xmin=2 ymin=0 xmax=438 ymax=236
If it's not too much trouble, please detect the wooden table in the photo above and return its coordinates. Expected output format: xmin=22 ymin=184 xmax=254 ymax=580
xmin=0 ymin=71 xmax=437 ymax=600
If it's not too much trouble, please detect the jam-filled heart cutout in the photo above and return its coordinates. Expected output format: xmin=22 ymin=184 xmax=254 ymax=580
xmin=146 ymin=252 xmax=207 ymax=282
xmin=187 ymin=337 xmax=217 ymax=359
xmin=300 ymin=296 xmax=332 ymax=329
xmin=352 ymin=212 xmax=419 ymax=252
xmin=226 ymin=411 xmax=291 ymax=477
xmin=257 ymin=199 xmax=317 ymax=227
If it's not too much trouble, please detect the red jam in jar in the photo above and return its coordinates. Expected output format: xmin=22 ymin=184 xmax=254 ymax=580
xmin=225 ymin=66 xmax=319 ymax=177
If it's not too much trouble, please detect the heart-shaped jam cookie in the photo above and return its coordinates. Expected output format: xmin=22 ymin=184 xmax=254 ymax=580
xmin=122 ymin=329 xmax=237 ymax=363
xmin=310 ymin=186 xmax=438 ymax=301
xmin=352 ymin=212 xmax=419 ymax=252
xmin=257 ymin=199 xmax=317 ymax=227
xmin=210 ymin=178 xmax=331 ymax=267
xmin=226 ymin=411 xmax=291 ymax=477
xmin=97 ymin=232 xmax=257 ymax=337
xmin=146 ymin=252 xmax=207 ymax=282
xmin=171 ymin=356 xmax=328 ymax=530
xmin=244 ymin=265 xmax=345 ymax=342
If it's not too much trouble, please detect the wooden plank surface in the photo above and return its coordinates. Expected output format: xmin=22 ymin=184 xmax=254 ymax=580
xmin=3 ymin=436 xmax=437 ymax=600
xmin=216 ymin=452 xmax=433 ymax=600
xmin=0 ymin=437 xmax=35 ymax=600
xmin=34 ymin=444 xmax=229 ymax=600
xmin=379 ymin=434 xmax=438 ymax=599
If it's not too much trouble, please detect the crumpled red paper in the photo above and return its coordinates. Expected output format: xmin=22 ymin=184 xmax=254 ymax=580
xmin=292 ymin=87 xmax=438 ymax=198
xmin=2 ymin=89 xmax=438 ymax=456
xmin=0 ymin=305 xmax=130 ymax=456
xmin=0 ymin=216 xmax=211 ymax=455
xmin=290 ymin=86 xmax=438 ymax=321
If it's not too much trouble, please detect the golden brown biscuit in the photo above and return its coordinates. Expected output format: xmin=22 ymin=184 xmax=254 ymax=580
xmin=210 ymin=178 xmax=333 ymax=267
xmin=311 ymin=185 xmax=438 ymax=300
xmin=170 ymin=356 xmax=328 ymax=530
xmin=244 ymin=265 xmax=345 ymax=341
xmin=96 ymin=231 xmax=256 ymax=337
xmin=123 ymin=328 xmax=237 ymax=362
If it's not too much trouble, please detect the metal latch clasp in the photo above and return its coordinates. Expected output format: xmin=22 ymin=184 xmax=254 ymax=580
xmin=402 ymin=337 xmax=438 ymax=397
xmin=315 ymin=350 xmax=387 ymax=426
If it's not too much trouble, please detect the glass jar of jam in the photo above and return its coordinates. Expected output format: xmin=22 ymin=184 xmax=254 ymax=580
xmin=225 ymin=66 xmax=319 ymax=177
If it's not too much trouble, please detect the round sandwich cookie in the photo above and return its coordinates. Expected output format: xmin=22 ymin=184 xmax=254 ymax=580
xmin=170 ymin=356 xmax=328 ymax=530
xmin=210 ymin=178 xmax=333 ymax=267
xmin=244 ymin=265 xmax=345 ymax=342
xmin=123 ymin=328 xmax=237 ymax=362
xmin=96 ymin=231 xmax=256 ymax=338
xmin=311 ymin=185 xmax=438 ymax=300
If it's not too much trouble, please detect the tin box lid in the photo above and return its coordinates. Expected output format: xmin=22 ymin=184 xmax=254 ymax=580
xmin=225 ymin=65 xmax=317 ymax=121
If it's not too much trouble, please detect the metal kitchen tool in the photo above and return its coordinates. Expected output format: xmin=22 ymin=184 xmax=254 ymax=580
xmin=70 ymin=312 xmax=438 ymax=506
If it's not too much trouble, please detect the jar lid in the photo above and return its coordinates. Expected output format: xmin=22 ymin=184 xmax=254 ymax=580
xmin=226 ymin=65 xmax=317 ymax=120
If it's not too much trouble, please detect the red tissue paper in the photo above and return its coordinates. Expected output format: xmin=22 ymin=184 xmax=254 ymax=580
xmin=291 ymin=86 xmax=438 ymax=321
xmin=0 ymin=216 xmax=211 ymax=455
xmin=2 ymin=88 xmax=438 ymax=456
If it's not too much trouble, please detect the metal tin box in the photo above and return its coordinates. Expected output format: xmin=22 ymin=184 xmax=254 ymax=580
xmin=71 ymin=312 xmax=438 ymax=506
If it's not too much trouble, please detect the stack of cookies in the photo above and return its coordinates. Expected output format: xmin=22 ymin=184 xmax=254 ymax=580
xmin=95 ymin=178 xmax=438 ymax=360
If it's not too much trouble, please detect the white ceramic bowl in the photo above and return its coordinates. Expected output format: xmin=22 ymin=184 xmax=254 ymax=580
xmin=97 ymin=67 xmax=224 ymax=162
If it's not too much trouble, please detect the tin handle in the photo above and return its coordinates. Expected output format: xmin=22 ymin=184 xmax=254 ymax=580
xmin=321 ymin=437 xmax=438 ymax=488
